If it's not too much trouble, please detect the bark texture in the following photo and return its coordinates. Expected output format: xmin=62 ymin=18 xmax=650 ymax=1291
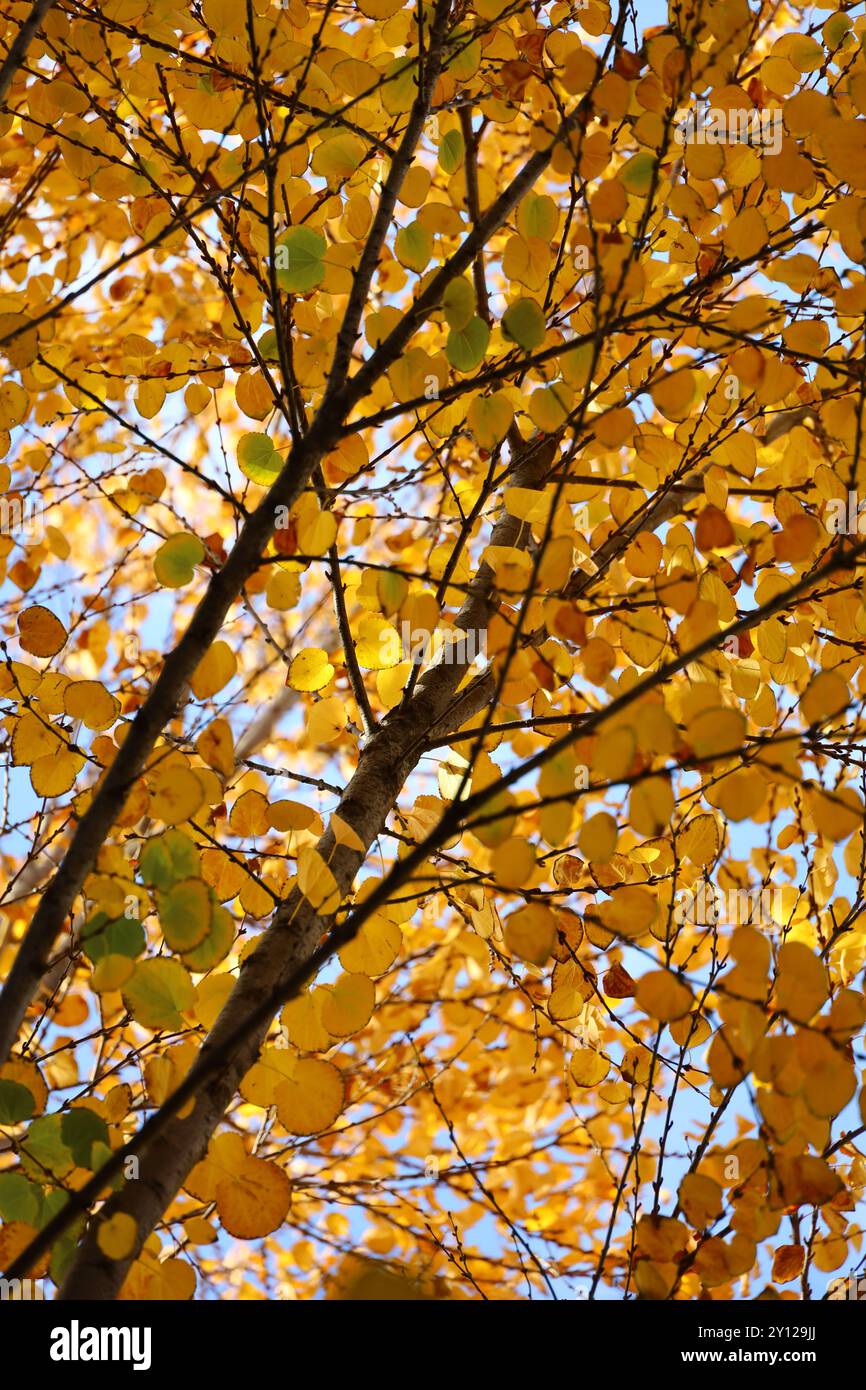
xmin=0 ymin=28 xmax=579 ymax=1065
xmin=58 ymin=431 xmax=557 ymax=1298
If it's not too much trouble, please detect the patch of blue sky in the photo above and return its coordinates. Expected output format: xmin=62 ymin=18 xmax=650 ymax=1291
xmin=4 ymin=0 xmax=863 ymax=1297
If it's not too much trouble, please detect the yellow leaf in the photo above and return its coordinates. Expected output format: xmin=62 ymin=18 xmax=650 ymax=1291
xmin=628 ymin=776 xmax=674 ymax=836
xmin=678 ymin=1173 xmax=723 ymax=1228
xmin=158 ymin=878 xmax=211 ymax=952
xmin=756 ymin=617 xmax=787 ymax=663
xmin=678 ymin=813 xmax=721 ymax=866
xmin=687 ymin=707 xmax=746 ymax=760
xmin=266 ymin=568 xmax=301 ymax=611
xmin=775 ymin=942 xmax=827 ymax=1024
xmin=64 ymin=681 xmax=119 ymax=731
xmin=230 ymin=789 xmax=269 ymax=836
xmin=504 ymin=486 xmax=554 ymax=525
xmin=296 ymin=496 xmax=337 ymax=553
xmin=579 ymin=811 xmax=617 ymax=862
xmin=194 ymin=974 xmax=235 ymax=1030
xmin=620 ymin=610 xmax=667 ymax=668
xmin=635 ymin=969 xmax=694 ymax=1021
xmin=468 ymin=392 xmax=514 ymax=448
xmin=268 ymin=799 xmax=316 ymax=832
xmin=636 ymin=1214 xmax=689 ymax=1262
xmin=150 ymin=768 xmax=205 ymax=825
xmin=240 ymin=1045 xmax=297 ymax=1108
xmin=93 ymin=1212 xmax=138 ymax=1267
xmin=806 ymin=786 xmax=862 ymax=842
xmin=800 ymin=670 xmax=848 ymax=726
xmin=490 ymin=836 xmax=536 ymax=888
xmin=330 ymin=814 xmax=365 ymax=852
xmin=18 ymin=605 xmax=67 ymax=658
xmin=12 ymin=710 xmax=62 ymax=765
xmin=592 ymin=725 xmax=636 ymax=780
xmin=191 ymin=641 xmax=236 ymax=700
xmin=320 ymin=973 xmax=375 ymax=1038
xmin=338 ymin=914 xmax=402 ymax=976
xmin=0 ymin=381 xmax=29 ymax=429
xmin=312 ymin=132 xmax=364 ymax=186
xmin=723 ymin=207 xmax=768 ymax=261
xmin=196 ymin=717 xmax=234 ymax=777
xmin=289 ymin=647 xmax=334 ymax=692
xmin=597 ymin=885 xmax=658 ymax=939
xmin=355 ymin=616 xmax=401 ymax=670
xmin=97 ymin=1211 xmax=139 ymax=1261
xmin=651 ymin=370 xmax=696 ymax=422
xmin=715 ymin=768 xmax=767 ymax=823
xmin=504 ymin=903 xmax=557 ymax=965
xmin=306 ymin=696 xmax=347 ymax=744
xmin=91 ymin=954 xmax=135 ymax=993
xmin=529 ymin=383 xmax=573 ymax=432
xmin=297 ymin=845 xmax=340 ymax=912
xmin=569 ymin=1048 xmax=609 ymax=1087
xmin=31 ymin=749 xmax=84 ymax=797
xmin=275 ymin=1058 xmax=344 ymax=1134
xmin=281 ymin=991 xmax=332 ymax=1052
xmin=215 ymin=1155 xmax=291 ymax=1239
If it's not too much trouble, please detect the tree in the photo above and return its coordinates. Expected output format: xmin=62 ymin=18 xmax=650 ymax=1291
xmin=0 ymin=0 xmax=864 ymax=1302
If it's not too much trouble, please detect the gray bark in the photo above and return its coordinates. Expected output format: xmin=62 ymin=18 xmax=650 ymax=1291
xmin=59 ymin=433 xmax=556 ymax=1299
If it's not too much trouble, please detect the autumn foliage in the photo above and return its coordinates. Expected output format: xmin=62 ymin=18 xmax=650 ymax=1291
xmin=0 ymin=0 xmax=865 ymax=1303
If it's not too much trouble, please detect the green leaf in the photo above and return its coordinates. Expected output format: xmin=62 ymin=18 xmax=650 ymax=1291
xmin=311 ymin=133 xmax=363 ymax=186
xmin=182 ymin=900 xmax=235 ymax=973
xmin=0 ymin=1078 xmax=35 ymax=1125
xmin=620 ymin=151 xmax=656 ymax=195
xmin=468 ymin=392 xmax=514 ymax=448
xmin=81 ymin=912 xmax=145 ymax=963
xmin=238 ymin=431 xmax=281 ymax=487
xmin=502 ymin=297 xmax=546 ymax=351
xmin=50 ymin=1222 xmax=84 ymax=1287
xmin=90 ymin=1139 xmax=113 ymax=1174
xmin=20 ymin=1114 xmax=74 ymax=1181
xmin=274 ymin=227 xmax=326 ymax=293
xmin=257 ymin=329 xmax=280 ymax=362
xmin=140 ymin=829 xmax=201 ymax=891
xmin=446 ymin=27 xmax=481 ymax=80
xmin=46 ymin=1194 xmax=85 ymax=1287
xmin=442 ymin=277 xmax=475 ymax=331
xmin=381 ymin=57 xmax=417 ymax=117
xmin=61 ymin=1108 xmax=109 ymax=1169
xmin=394 ymin=221 xmax=432 ymax=273
xmin=0 ymin=1171 xmax=41 ymax=1223
xmin=122 ymin=957 xmax=195 ymax=1031
xmin=158 ymin=877 xmax=211 ymax=952
xmin=446 ymin=317 xmax=490 ymax=373
xmin=438 ymin=128 xmax=464 ymax=174
xmin=517 ymin=194 xmax=558 ymax=241
xmin=41 ymin=1186 xmax=71 ymax=1225
xmin=154 ymin=533 xmax=204 ymax=589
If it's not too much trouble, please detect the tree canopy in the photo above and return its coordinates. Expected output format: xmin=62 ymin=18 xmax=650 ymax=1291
xmin=1 ymin=0 xmax=866 ymax=1302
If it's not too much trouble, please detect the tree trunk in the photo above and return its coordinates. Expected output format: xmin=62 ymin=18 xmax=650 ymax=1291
xmin=59 ymin=434 xmax=555 ymax=1298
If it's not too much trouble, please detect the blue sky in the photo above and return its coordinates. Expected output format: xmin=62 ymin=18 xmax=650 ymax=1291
xmin=3 ymin=0 xmax=863 ymax=1301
